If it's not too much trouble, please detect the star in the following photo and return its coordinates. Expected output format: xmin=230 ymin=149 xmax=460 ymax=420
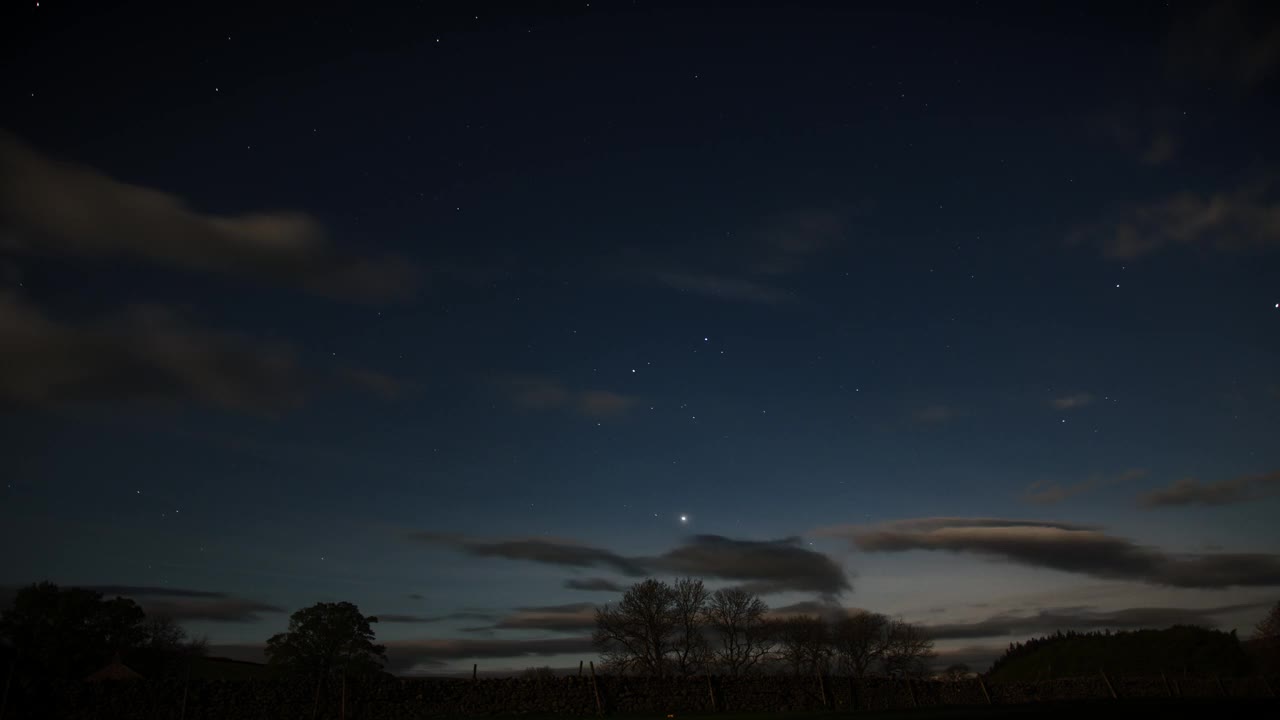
xmin=679 ymin=514 xmax=688 ymax=524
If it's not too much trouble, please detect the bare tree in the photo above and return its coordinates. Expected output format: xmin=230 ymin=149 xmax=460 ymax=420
xmin=670 ymin=578 xmax=711 ymax=676
xmin=1255 ymin=601 xmax=1280 ymax=643
xmin=942 ymin=663 xmax=972 ymax=680
xmin=831 ymin=611 xmax=890 ymax=678
xmin=773 ymin=615 xmax=833 ymax=676
xmin=881 ymin=619 xmax=935 ymax=679
xmin=593 ymin=579 xmax=678 ymax=676
xmin=704 ymin=587 xmax=775 ymax=675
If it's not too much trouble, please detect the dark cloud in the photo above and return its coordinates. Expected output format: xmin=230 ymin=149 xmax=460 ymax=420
xmin=77 ymin=585 xmax=285 ymax=622
xmin=647 ymin=534 xmax=851 ymax=597
xmin=140 ymin=598 xmax=285 ymax=623
xmin=1139 ymin=470 xmax=1280 ymax=507
xmin=922 ymin=602 xmax=1269 ymax=640
xmin=563 ymin=577 xmax=626 ymax=592
xmin=414 ymin=532 xmax=851 ymax=596
xmin=480 ymin=603 xmax=598 ymax=633
xmin=653 ymin=271 xmax=795 ymax=305
xmin=499 ymin=376 xmax=638 ymax=419
xmin=1022 ymin=469 xmax=1147 ymax=505
xmin=0 ymin=131 xmax=417 ymax=301
xmin=1165 ymin=0 xmax=1280 ymax=93
xmin=1070 ymin=182 xmax=1280 ymax=260
xmin=410 ymin=533 xmax=649 ymax=576
xmin=384 ymin=636 xmax=595 ymax=674
xmin=86 ymin=585 xmax=226 ymax=598
xmin=0 ymin=294 xmax=303 ymax=413
xmin=376 ymin=612 xmax=493 ymax=624
xmin=407 ymin=593 xmax=425 ymax=601
xmin=817 ymin=517 xmax=1280 ymax=589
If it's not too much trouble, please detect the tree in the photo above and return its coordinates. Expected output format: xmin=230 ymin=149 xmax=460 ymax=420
xmin=773 ymin=615 xmax=833 ymax=676
xmin=703 ymin=587 xmax=775 ymax=675
xmin=670 ymin=578 xmax=711 ymax=675
xmin=942 ymin=663 xmax=972 ymax=680
xmin=1255 ymin=601 xmax=1280 ymax=643
xmin=1250 ymin=601 xmax=1280 ymax=673
xmin=0 ymin=582 xmax=146 ymax=680
xmin=521 ymin=665 xmax=557 ymax=680
xmin=265 ymin=602 xmax=386 ymax=678
xmin=593 ymin=579 xmax=678 ymax=676
xmin=130 ymin=614 xmax=208 ymax=677
xmin=831 ymin=611 xmax=890 ymax=678
xmin=881 ymin=619 xmax=936 ymax=679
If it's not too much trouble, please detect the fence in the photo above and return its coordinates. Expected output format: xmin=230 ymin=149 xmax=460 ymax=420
xmin=2 ymin=670 xmax=1277 ymax=719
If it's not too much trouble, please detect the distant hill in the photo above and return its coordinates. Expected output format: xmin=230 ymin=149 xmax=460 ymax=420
xmin=986 ymin=625 xmax=1254 ymax=681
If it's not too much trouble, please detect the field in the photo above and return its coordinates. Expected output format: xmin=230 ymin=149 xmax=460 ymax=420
xmin=514 ymin=697 xmax=1279 ymax=720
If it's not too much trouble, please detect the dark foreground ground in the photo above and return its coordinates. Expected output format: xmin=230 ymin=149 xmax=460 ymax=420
xmin=515 ymin=697 xmax=1279 ymax=720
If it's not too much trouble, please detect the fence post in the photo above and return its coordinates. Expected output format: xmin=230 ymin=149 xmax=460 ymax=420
xmin=589 ymin=661 xmax=603 ymax=716
xmin=1099 ymin=669 xmax=1117 ymax=700
xmin=905 ymin=678 xmax=917 ymax=708
xmin=1261 ymin=675 xmax=1276 ymax=698
xmin=1161 ymin=672 xmax=1172 ymax=697
xmin=817 ymin=670 xmax=827 ymax=708
xmin=312 ymin=674 xmax=323 ymax=720
xmin=341 ymin=674 xmax=346 ymax=720
xmin=179 ymin=674 xmax=189 ymax=720
xmin=579 ymin=661 xmax=583 ymax=678
xmin=1215 ymin=674 xmax=1226 ymax=697
xmin=977 ymin=675 xmax=992 ymax=705
xmin=472 ymin=664 xmax=477 ymax=682
xmin=706 ymin=674 xmax=717 ymax=712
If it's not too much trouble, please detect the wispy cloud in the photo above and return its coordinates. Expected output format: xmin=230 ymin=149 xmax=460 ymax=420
xmin=81 ymin=585 xmax=284 ymax=622
xmin=653 ymin=271 xmax=795 ymax=305
xmin=0 ymin=130 xmax=417 ymax=301
xmin=563 ymin=578 xmax=626 ymax=592
xmin=412 ymin=532 xmax=851 ymax=596
xmin=1139 ymin=470 xmax=1280 ymax=508
xmin=921 ymin=602 xmax=1268 ymax=640
xmin=0 ymin=295 xmax=303 ymax=414
xmin=499 ymin=376 xmax=638 ymax=419
xmin=376 ymin=611 xmax=495 ymax=624
xmin=384 ymin=636 xmax=596 ymax=675
xmin=1050 ymin=393 xmax=1095 ymax=410
xmin=1070 ymin=182 xmax=1280 ymax=260
xmin=816 ymin=517 xmax=1280 ymax=589
xmin=1022 ymin=469 xmax=1147 ymax=505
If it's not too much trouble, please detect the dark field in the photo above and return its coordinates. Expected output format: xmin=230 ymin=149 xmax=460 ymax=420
xmin=515 ymin=698 xmax=1279 ymax=720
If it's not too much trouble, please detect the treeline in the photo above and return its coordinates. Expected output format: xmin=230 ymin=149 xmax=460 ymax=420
xmin=987 ymin=626 xmax=1256 ymax=681
xmin=0 ymin=582 xmax=208 ymax=682
xmin=592 ymin=578 xmax=936 ymax=678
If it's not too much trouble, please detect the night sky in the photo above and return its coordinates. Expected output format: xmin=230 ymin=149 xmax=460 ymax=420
xmin=2 ymin=0 xmax=1279 ymax=676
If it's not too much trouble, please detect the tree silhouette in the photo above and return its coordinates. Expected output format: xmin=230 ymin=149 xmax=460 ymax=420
xmin=703 ymin=587 xmax=774 ymax=675
xmin=830 ymin=611 xmax=890 ymax=678
xmin=594 ymin=579 xmax=679 ymax=676
xmin=881 ymin=618 xmax=936 ymax=678
xmin=773 ymin=615 xmax=833 ymax=675
xmin=265 ymin=601 xmax=386 ymax=678
xmin=0 ymin=582 xmax=146 ymax=680
xmin=670 ymin=577 xmax=711 ymax=675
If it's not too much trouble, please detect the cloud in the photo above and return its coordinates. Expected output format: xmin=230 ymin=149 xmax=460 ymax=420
xmin=79 ymin=585 xmax=284 ymax=622
xmin=1139 ymin=470 xmax=1280 ymax=507
xmin=913 ymin=405 xmax=958 ymax=424
xmin=1071 ymin=183 xmax=1280 ymax=260
xmin=384 ymin=636 xmax=596 ymax=674
xmin=647 ymin=534 xmax=852 ymax=597
xmin=653 ymin=271 xmax=795 ymax=305
xmin=410 ymin=533 xmax=650 ymax=576
xmin=501 ymin=376 xmax=638 ymax=419
xmin=339 ymin=368 xmax=411 ymax=400
xmin=376 ymin=612 xmax=494 ymax=624
xmin=407 ymin=593 xmax=425 ymax=601
xmin=1022 ymin=469 xmax=1147 ymax=505
xmin=563 ymin=578 xmax=626 ymax=592
xmin=414 ymin=532 xmax=851 ymax=596
xmin=485 ymin=603 xmax=598 ymax=633
xmin=0 ymin=294 xmax=303 ymax=413
xmin=748 ymin=209 xmax=849 ymax=276
xmin=816 ymin=517 xmax=1280 ymax=589
xmin=1165 ymin=1 xmax=1280 ymax=93
xmin=1051 ymin=393 xmax=1095 ymax=410
xmin=921 ymin=602 xmax=1268 ymax=640
xmin=140 ymin=598 xmax=285 ymax=623
xmin=0 ymin=130 xmax=416 ymax=301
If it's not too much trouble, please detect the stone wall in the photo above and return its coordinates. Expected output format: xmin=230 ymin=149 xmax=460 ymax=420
xmin=4 ymin=673 xmax=1277 ymax=719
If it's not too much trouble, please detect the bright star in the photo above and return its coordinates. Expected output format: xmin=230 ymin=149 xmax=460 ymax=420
xmin=679 ymin=514 xmax=688 ymax=523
